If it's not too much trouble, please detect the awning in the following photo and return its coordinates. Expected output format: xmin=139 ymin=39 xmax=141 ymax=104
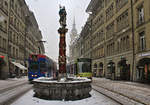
xmin=11 ymin=62 xmax=27 ymax=70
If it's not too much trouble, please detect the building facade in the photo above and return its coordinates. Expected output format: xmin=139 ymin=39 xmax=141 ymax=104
xmin=70 ymin=0 xmax=150 ymax=82
xmin=134 ymin=0 xmax=150 ymax=82
xmin=0 ymin=0 xmax=9 ymax=79
xmin=0 ymin=0 xmax=45 ymax=79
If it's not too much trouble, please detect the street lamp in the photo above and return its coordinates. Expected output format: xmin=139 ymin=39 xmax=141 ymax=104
xmin=36 ymin=40 xmax=46 ymax=54
xmin=131 ymin=0 xmax=135 ymax=81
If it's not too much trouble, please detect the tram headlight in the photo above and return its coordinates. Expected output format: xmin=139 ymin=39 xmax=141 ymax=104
xmin=35 ymin=75 xmax=37 ymax=77
xmin=32 ymin=75 xmax=34 ymax=77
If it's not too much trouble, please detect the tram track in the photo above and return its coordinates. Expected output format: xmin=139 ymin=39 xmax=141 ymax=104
xmin=92 ymin=87 xmax=123 ymax=105
xmin=92 ymin=83 xmax=146 ymax=105
xmin=0 ymin=81 xmax=29 ymax=94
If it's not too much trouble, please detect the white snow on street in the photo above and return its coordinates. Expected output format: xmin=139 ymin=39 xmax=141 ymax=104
xmin=11 ymin=90 xmax=120 ymax=105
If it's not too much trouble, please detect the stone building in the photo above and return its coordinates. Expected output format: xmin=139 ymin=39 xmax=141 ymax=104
xmin=74 ymin=0 xmax=150 ymax=82
xmin=24 ymin=11 xmax=45 ymax=68
xmin=134 ymin=0 xmax=150 ymax=82
xmin=0 ymin=0 xmax=45 ymax=79
xmin=0 ymin=0 xmax=9 ymax=79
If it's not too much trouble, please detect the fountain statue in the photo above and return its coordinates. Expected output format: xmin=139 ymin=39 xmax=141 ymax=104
xmin=59 ymin=6 xmax=67 ymax=28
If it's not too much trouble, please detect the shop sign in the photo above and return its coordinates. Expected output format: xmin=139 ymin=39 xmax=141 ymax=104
xmin=139 ymin=52 xmax=150 ymax=57
xmin=138 ymin=66 xmax=144 ymax=69
xmin=107 ymin=64 xmax=111 ymax=67
xmin=0 ymin=56 xmax=4 ymax=59
xmin=11 ymin=59 xmax=15 ymax=62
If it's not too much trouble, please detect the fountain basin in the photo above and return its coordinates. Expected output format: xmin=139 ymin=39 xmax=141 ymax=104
xmin=33 ymin=77 xmax=92 ymax=100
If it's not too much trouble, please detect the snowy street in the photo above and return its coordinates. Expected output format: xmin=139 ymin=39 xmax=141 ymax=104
xmin=92 ymin=78 xmax=150 ymax=105
xmin=0 ymin=77 xmax=32 ymax=105
xmin=11 ymin=90 xmax=120 ymax=105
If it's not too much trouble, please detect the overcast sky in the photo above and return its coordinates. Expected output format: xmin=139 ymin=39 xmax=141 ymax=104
xmin=25 ymin=0 xmax=91 ymax=62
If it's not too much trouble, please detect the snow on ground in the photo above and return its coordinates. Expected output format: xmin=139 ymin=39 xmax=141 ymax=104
xmin=11 ymin=90 xmax=120 ymax=105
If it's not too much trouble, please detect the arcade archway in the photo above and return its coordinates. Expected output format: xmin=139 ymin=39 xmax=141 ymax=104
xmin=117 ymin=58 xmax=130 ymax=80
xmin=107 ymin=60 xmax=115 ymax=79
xmin=137 ymin=58 xmax=150 ymax=82
xmin=93 ymin=63 xmax=97 ymax=77
xmin=99 ymin=62 xmax=103 ymax=77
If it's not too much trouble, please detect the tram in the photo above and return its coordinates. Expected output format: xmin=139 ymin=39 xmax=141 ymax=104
xmin=67 ymin=58 xmax=92 ymax=79
xmin=28 ymin=54 xmax=57 ymax=81
xmin=76 ymin=58 xmax=92 ymax=79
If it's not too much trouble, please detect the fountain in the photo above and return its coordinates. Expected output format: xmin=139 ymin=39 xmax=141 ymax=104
xmin=33 ymin=6 xmax=92 ymax=101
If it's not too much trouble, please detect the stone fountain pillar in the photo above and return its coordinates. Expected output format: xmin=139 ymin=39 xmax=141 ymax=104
xmin=58 ymin=28 xmax=68 ymax=79
xmin=58 ymin=6 xmax=68 ymax=80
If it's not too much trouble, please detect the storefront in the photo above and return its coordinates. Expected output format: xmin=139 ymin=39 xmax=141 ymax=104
xmin=117 ymin=58 xmax=130 ymax=80
xmin=136 ymin=58 xmax=150 ymax=82
xmin=107 ymin=60 xmax=115 ymax=79
xmin=93 ymin=63 xmax=97 ymax=77
xmin=99 ymin=62 xmax=103 ymax=77
xmin=10 ymin=62 xmax=27 ymax=77
xmin=0 ymin=56 xmax=5 ymax=79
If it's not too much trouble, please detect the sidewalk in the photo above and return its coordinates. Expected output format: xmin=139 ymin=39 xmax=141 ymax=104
xmin=92 ymin=77 xmax=150 ymax=105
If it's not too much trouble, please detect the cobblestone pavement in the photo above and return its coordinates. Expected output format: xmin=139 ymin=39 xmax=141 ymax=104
xmin=92 ymin=78 xmax=150 ymax=105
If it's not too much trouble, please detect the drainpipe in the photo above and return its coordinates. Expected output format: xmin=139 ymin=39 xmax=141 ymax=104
xmin=7 ymin=0 xmax=11 ymax=77
xmin=131 ymin=0 xmax=135 ymax=81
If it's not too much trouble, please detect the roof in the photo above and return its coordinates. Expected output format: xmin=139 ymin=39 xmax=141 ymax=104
xmin=86 ymin=0 xmax=99 ymax=12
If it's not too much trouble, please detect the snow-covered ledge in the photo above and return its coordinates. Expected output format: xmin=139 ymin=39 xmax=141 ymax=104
xmin=33 ymin=77 xmax=92 ymax=100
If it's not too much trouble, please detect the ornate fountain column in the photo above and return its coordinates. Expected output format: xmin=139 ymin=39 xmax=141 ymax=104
xmin=58 ymin=28 xmax=68 ymax=78
xmin=58 ymin=6 xmax=68 ymax=78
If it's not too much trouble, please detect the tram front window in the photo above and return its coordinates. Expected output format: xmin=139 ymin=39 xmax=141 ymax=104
xmin=30 ymin=62 xmax=39 ymax=72
xmin=40 ymin=61 xmax=46 ymax=68
xmin=40 ymin=61 xmax=47 ymax=72
xmin=78 ymin=62 xmax=91 ymax=73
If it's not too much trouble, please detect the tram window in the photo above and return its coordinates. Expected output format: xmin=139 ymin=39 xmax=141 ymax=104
xmin=30 ymin=62 xmax=38 ymax=71
xmin=31 ymin=55 xmax=38 ymax=61
xmin=40 ymin=61 xmax=46 ymax=68
xmin=82 ymin=62 xmax=91 ymax=72
xmin=78 ymin=62 xmax=91 ymax=73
